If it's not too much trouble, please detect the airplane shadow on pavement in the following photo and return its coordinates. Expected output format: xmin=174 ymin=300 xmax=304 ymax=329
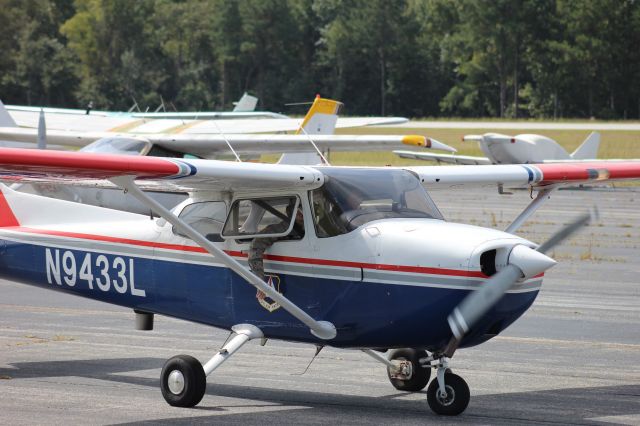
xmin=1 ymin=358 xmax=638 ymax=425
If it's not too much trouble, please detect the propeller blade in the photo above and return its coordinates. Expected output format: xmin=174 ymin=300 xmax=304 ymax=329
xmin=536 ymin=207 xmax=598 ymax=254
xmin=447 ymin=209 xmax=597 ymax=343
xmin=448 ymin=263 xmax=522 ymax=339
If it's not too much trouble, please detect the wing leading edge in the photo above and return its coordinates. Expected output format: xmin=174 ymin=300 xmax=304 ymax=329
xmin=0 ymin=147 xmax=323 ymax=193
xmin=406 ymin=161 xmax=640 ymax=189
xmin=0 ymin=148 xmax=638 ymax=194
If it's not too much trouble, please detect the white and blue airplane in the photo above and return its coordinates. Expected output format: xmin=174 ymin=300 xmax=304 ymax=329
xmin=0 ymin=147 xmax=637 ymax=415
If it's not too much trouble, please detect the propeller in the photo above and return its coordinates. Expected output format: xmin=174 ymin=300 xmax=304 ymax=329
xmin=445 ymin=208 xmax=599 ymax=355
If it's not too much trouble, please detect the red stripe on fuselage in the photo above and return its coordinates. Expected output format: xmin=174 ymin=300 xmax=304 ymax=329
xmin=0 ymin=148 xmax=180 ymax=179
xmin=6 ymin=227 xmax=490 ymax=279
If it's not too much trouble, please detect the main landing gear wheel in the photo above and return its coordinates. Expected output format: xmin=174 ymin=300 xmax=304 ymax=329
xmin=426 ymin=372 xmax=470 ymax=416
xmin=161 ymin=355 xmax=207 ymax=407
xmin=386 ymin=348 xmax=431 ymax=392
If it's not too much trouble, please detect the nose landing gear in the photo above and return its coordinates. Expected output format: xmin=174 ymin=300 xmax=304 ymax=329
xmin=426 ymin=356 xmax=470 ymax=416
xmin=375 ymin=349 xmax=470 ymax=416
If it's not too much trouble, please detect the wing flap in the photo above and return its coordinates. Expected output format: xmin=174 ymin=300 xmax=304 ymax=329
xmin=394 ymin=150 xmax=491 ymax=165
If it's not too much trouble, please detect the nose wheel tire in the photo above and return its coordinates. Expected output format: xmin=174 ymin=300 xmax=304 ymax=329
xmin=161 ymin=355 xmax=207 ymax=407
xmin=386 ymin=348 xmax=431 ymax=392
xmin=426 ymin=372 xmax=470 ymax=416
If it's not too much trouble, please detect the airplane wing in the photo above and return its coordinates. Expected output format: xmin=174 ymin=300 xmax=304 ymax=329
xmin=0 ymin=147 xmax=323 ymax=193
xmin=0 ymin=127 xmax=453 ymax=156
xmin=394 ymin=150 xmax=491 ymax=165
xmin=1 ymin=148 xmax=638 ymax=193
xmin=405 ymin=161 xmax=640 ymax=189
xmin=9 ymin=109 xmax=407 ymax=135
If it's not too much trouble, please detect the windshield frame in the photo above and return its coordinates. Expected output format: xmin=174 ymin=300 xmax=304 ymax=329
xmin=309 ymin=168 xmax=443 ymax=238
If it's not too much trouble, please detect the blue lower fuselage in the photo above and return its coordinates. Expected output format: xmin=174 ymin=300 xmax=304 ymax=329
xmin=0 ymin=238 xmax=539 ymax=351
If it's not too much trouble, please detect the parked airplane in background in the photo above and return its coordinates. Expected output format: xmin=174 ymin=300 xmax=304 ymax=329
xmin=5 ymin=92 xmax=288 ymax=120
xmin=395 ymin=132 xmax=601 ymax=165
xmin=5 ymin=94 xmax=409 ymax=136
xmin=1 ymin=97 xmax=454 ymax=214
xmin=0 ymin=98 xmax=453 ymax=158
xmin=0 ymin=146 xmax=638 ymax=415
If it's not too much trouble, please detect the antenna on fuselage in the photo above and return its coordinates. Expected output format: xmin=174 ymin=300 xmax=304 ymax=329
xmin=292 ymin=345 xmax=324 ymax=376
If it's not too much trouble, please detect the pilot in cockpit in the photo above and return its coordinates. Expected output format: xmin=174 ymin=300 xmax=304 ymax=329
xmin=248 ymin=204 xmax=304 ymax=281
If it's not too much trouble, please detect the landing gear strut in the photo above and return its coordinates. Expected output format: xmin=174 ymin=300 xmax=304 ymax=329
xmin=369 ymin=349 xmax=470 ymax=416
xmin=160 ymin=324 xmax=264 ymax=407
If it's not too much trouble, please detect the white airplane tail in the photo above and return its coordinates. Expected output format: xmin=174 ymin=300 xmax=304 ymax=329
xmin=277 ymin=96 xmax=343 ymax=165
xmin=0 ymin=100 xmax=17 ymax=127
xmin=570 ymin=132 xmax=600 ymax=160
xmin=232 ymin=92 xmax=259 ymax=112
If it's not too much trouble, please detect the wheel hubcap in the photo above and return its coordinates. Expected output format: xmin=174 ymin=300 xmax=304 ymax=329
xmin=167 ymin=370 xmax=185 ymax=395
xmin=437 ymin=385 xmax=456 ymax=406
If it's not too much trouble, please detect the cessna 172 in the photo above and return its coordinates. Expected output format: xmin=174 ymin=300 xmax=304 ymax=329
xmin=0 ymin=147 xmax=638 ymax=415
xmin=395 ymin=132 xmax=601 ymax=165
xmin=0 ymin=98 xmax=450 ymax=157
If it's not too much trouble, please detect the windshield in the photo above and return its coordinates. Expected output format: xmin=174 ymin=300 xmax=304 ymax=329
xmin=310 ymin=168 xmax=443 ymax=238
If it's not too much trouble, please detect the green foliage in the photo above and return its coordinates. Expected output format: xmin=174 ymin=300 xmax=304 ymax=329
xmin=0 ymin=0 xmax=639 ymax=118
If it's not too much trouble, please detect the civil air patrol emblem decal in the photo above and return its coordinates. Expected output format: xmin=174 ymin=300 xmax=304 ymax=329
xmin=257 ymin=274 xmax=282 ymax=312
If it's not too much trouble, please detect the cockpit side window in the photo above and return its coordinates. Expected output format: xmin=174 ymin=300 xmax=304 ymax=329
xmin=174 ymin=201 xmax=227 ymax=242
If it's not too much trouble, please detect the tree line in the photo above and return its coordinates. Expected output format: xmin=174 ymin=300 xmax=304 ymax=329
xmin=1 ymin=0 xmax=639 ymax=119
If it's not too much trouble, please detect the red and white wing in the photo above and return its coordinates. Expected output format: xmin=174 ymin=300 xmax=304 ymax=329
xmin=0 ymin=147 xmax=323 ymax=193
xmin=406 ymin=161 xmax=640 ymax=189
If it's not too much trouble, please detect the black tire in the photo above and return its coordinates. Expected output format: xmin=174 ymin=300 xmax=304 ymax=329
xmin=426 ymin=373 xmax=470 ymax=416
xmin=160 ymin=355 xmax=207 ymax=407
xmin=386 ymin=348 xmax=431 ymax=392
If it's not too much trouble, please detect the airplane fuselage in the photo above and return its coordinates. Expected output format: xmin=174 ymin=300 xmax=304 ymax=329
xmin=480 ymin=133 xmax=571 ymax=164
xmin=0 ymin=187 xmax=541 ymax=351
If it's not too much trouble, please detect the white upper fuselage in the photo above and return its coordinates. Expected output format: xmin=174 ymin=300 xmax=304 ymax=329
xmin=479 ymin=133 xmax=571 ymax=164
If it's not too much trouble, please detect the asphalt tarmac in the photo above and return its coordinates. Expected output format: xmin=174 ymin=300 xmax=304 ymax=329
xmin=1 ymin=187 xmax=638 ymax=425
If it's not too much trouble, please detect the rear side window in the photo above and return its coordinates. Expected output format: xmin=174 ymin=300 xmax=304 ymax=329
xmin=173 ymin=201 xmax=227 ymax=242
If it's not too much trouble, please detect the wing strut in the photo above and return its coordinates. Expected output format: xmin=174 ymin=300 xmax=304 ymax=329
xmin=109 ymin=176 xmax=337 ymax=340
xmin=505 ymin=187 xmax=554 ymax=234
